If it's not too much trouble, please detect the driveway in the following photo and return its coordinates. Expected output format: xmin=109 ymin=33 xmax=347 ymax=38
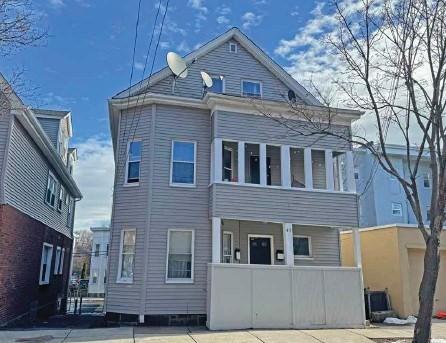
xmin=2 ymin=323 xmax=446 ymax=343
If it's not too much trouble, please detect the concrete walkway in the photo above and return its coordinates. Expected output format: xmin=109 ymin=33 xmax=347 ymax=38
xmin=2 ymin=323 xmax=446 ymax=343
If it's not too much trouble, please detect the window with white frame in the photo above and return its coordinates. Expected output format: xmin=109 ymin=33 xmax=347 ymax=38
xmin=39 ymin=243 xmax=53 ymax=285
xmin=67 ymin=196 xmax=74 ymax=228
xmin=166 ymin=229 xmax=194 ymax=282
xmin=45 ymin=173 xmax=57 ymax=207
xmin=392 ymin=202 xmax=403 ymax=216
xmin=423 ymin=173 xmax=431 ymax=188
xmin=171 ymin=141 xmax=196 ymax=186
xmin=54 ymin=246 xmax=61 ymax=274
xmin=58 ymin=248 xmax=65 ymax=274
xmin=207 ymin=75 xmax=224 ymax=93
xmin=125 ymin=141 xmax=141 ymax=184
xmin=57 ymin=187 xmax=64 ymax=212
xmin=229 ymin=42 xmax=237 ymax=53
xmin=293 ymin=236 xmax=312 ymax=258
xmin=94 ymin=243 xmax=100 ymax=257
xmin=241 ymin=80 xmax=262 ymax=98
xmin=222 ymin=232 xmax=233 ymax=263
xmin=117 ymin=229 xmax=136 ymax=282
xmin=92 ymin=270 xmax=98 ymax=284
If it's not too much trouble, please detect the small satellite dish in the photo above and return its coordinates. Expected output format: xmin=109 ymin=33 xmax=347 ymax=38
xmin=288 ymin=89 xmax=296 ymax=103
xmin=167 ymin=52 xmax=188 ymax=79
xmin=200 ymin=71 xmax=213 ymax=88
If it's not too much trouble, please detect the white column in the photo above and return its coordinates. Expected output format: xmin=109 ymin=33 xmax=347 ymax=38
xmin=283 ymin=223 xmax=294 ymax=266
xmin=214 ymin=138 xmax=222 ymax=183
xmin=260 ymin=143 xmax=267 ymax=186
xmin=346 ymin=150 xmax=356 ymax=192
xmin=281 ymin=145 xmax=291 ymax=188
xmin=304 ymin=148 xmax=313 ymax=189
xmin=352 ymin=227 xmax=362 ymax=268
xmin=325 ymin=149 xmax=334 ymax=191
xmin=212 ymin=217 xmax=221 ymax=263
xmin=238 ymin=141 xmax=245 ymax=184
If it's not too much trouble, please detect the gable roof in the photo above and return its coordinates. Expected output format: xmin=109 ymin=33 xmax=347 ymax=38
xmin=113 ymin=27 xmax=322 ymax=106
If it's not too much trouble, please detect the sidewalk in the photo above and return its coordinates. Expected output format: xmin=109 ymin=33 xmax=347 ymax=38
xmin=2 ymin=323 xmax=446 ymax=343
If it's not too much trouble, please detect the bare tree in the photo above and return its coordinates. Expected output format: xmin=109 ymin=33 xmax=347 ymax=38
xmin=258 ymin=0 xmax=445 ymax=341
xmin=72 ymin=230 xmax=93 ymax=279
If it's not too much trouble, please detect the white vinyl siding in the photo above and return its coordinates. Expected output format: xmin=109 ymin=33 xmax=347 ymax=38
xmin=166 ymin=229 xmax=194 ymax=283
xmin=117 ymin=229 xmax=136 ymax=283
xmin=170 ymin=141 xmax=196 ymax=186
xmin=39 ymin=243 xmax=53 ymax=285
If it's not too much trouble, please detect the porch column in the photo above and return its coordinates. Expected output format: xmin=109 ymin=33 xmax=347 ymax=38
xmin=325 ymin=149 xmax=334 ymax=191
xmin=260 ymin=143 xmax=267 ymax=186
xmin=352 ymin=227 xmax=362 ymax=268
xmin=281 ymin=145 xmax=291 ymax=188
xmin=283 ymin=223 xmax=294 ymax=266
xmin=304 ymin=148 xmax=313 ymax=189
xmin=214 ymin=138 xmax=222 ymax=183
xmin=238 ymin=141 xmax=245 ymax=184
xmin=212 ymin=217 xmax=221 ymax=263
xmin=345 ymin=150 xmax=356 ymax=192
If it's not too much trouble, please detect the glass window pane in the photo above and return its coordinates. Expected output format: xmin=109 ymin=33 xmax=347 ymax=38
xmin=129 ymin=141 xmax=141 ymax=160
xmin=168 ymin=254 xmax=192 ymax=278
xmin=120 ymin=254 xmax=134 ymax=278
xmin=243 ymin=81 xmax=261 ymax=97
xmin=169 ymin=231 xmax=192 ymax=254
xmin=172 ymin=162 xmax=194 ymax=184
xmin=127 ymin=161 xmax=140 ymax=181
xmin=123 ymin=231 xmax=136 ymax=253
xmin=223 ymin=234 xmax=232 ymax=255
xmin=209 ymin=77 xmax=223 ymax=93
xmin=293 ymin=237 xmax=310 ymax=256
xmin=173 ymin=142 xmax=194 ymax=162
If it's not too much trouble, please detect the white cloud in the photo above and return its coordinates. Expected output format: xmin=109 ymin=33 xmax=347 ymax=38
xmin=188 ymin=0 xmax=208 ymax=32
xmin=73 ymin=137 xmax=114 ymax=232
xmin=134 ymin=62 xmax=144 ymax=71
xmin=217 ymin=16 xmax=230 ymax=25
xmin=241 ymin=12 xmax=263 ymax=30
xmin=49 ymin=0 xmax=65 ymax=7
xmin=177 ymin=40 xmax=190 ymax=53
xmin=188 ymin=0 xmax=208 ymax=13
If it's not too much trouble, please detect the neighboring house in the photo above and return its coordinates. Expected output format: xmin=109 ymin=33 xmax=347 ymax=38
xmin=88 ymin=227 xmax=110 ymax=297
xmin=106 ymin=28 xmax=365 ymax=329
xmin=341 ymin=224 xmax=446 ymax=318
xmin=355 ymin=145 xmax=432 ymax=227
xmin=0 ymin=74 xmax=82 ymax=326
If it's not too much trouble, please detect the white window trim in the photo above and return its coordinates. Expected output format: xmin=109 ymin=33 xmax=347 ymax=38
xmin=293 ymin=235 xmax=313 ymax=259
xmin=241 ymin=79 xmax=263 ymax=98
xmin=45 ymin=172 xmax=57 ymax=208
xmin=222 ymin=231 xmax=234 ymax=263
xmin=54 ymin=246 xmax=62 ymax=275
xmin=59 ymin=248 xmax=65 ymax=274
xmin=247 ymin=234 xmax=274 ymax=265
xmin=165 ymin=229 xmax=195 ymax=284
xmin=57 ymin=187 xmax=64 ymax=212
xmin=39 ymin=243 xmax=53 ymax=285
xmin=392 ymin=202 xmax=403 ymax=216
xmin=423 ymin=173 xmax=431 ymax=188
xmin=222 ymin=145 xmax=235 ymax=182
xmin=229 ymin=42 xmax=237 ymax=53
xmin=169 ymin=140 xmax=197 ymax=188
xmin=117 ymin=229 xmax=136 ymax=284
xmin=124 ymin=140 xmax=142 ymax=187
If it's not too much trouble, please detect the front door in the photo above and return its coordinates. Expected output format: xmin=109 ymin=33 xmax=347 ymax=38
xmin=249 ymin=236 xmax=272 ymax=265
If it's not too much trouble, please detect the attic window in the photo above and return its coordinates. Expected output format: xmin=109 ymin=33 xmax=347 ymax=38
xmin=229 ymin=42 xmax=237 ymax=53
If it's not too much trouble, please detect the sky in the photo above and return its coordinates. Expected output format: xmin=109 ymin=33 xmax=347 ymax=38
xmin=2 ymin=0 xmax=380 ymax=231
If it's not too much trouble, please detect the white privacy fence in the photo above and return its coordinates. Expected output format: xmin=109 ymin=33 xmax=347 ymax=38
xmin=207 ymin=263 xmax=366 ymax=330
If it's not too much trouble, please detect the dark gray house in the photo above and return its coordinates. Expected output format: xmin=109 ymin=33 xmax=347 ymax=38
xmin=0 ymin=74 xmax=82 ymax=326
xmin=106 ymin=28 xmax=365 ymax=329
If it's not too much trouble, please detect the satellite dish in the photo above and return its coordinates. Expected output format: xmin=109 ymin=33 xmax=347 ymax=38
xmin=167 ymin=52 xmax=188 ymax=79
xmin=200 ymin=71 xmax=213 ymax=88
xmin=288 ymin=89 xmax=296 ymax=103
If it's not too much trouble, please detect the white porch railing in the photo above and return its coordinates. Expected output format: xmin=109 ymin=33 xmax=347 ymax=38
xmin=207 ymin=263 xmax=366 ymax=330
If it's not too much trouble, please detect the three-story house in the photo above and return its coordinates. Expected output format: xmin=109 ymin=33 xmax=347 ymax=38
xmin=106 ymin=28 xmax=365 ymax=329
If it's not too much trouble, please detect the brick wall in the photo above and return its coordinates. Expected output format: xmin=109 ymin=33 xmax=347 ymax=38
xmin=0 ymin=204 xmax=73 ymax=326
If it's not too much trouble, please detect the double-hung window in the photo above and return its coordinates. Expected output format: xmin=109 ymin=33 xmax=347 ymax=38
xmin=293 ymin=236 xmax=312 ymax=258
xmin=170 ymin=141 xmax=196 ymax=186
xmin=392 ymin=202 xmax=403 ymax=216
xmin=423 ymin=173 xmax=431 ymax=188
xmin=94 ymin=243 xmax=100 ymax=257
xmin=57 ymin=187 xmax=64 ymax=212
xmin=125 ymin=141 xmax=141 ymax=184
xmin=58 ymin=248 xmax=65 ymax=274
xmin=45 ymin=173 xmax=57 ymax=207
xmin=39 ymin=243 xmax=53 ymax=285
xmin=54 ymin=246 xmax=61 ymax=275
xmin=241 ymin=80 xmax=262 ymax=98
xmin=166 ymin=229 xmax=194 ymax=282
xmin=117 ymin=229 xmax=136 ymax=283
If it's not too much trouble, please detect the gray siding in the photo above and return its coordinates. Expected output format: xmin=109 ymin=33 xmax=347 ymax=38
xmin=0 ymin=104 xmax=12 ymax=200
xmin=3 ymin=118 xmax=75 ymax=237
xmin=37 ymin=117 xmax=60 ymax=148
xmin=211 ymin=183 xmax=358 ymax=227
xmin=214 ymin=111 xmax=351 ymax=151
xmin=221 ymin=220 xmax=340 ymax=266
xmin=148 ymin=39 xmax=293 ymax=102
xmin=106 ymin=104 xmax=211 ymax=315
